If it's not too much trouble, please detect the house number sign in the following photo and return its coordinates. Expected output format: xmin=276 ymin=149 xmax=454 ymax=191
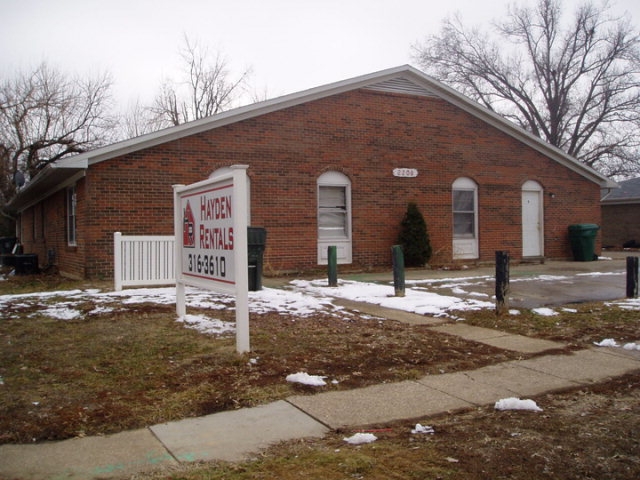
xmin=393 ymin=168 xmax=418 ymax=178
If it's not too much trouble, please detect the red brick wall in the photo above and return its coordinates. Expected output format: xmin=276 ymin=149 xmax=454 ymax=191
xmin=601 ymin=203 xmax=640 ymax=247
xmin=20 ymin=183 xmax=87 ymax=278
xmin=27 ymin=88 xmax=602 ymax=278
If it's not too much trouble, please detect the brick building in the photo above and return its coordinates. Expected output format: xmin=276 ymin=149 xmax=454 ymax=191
xmin=601 ymin=177 xmax=640 ymax=248
xmin=7 ymin=66 xmax=614 ymax=280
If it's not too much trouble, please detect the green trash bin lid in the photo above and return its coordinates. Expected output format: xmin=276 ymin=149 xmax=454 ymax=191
xmin=569 ymin=224 xmax=600 ymax=232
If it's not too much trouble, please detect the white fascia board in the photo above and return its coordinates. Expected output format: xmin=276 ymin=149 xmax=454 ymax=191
xmin=601 ymin=197 xmax=640 ymax=205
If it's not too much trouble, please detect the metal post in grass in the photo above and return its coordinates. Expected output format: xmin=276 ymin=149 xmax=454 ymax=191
xmin=495 ymin=251 xmax=510 ymax=316
xmin=328 ymin=245 xmax=338 ymax=287
xmin=392 ymin=245 xmax=405 ymax=297
xmin=626 ymin=256 xmax=638 ymax=298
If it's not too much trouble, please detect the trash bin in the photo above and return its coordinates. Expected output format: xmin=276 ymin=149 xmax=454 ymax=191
xmin=14 ymin=254 xmax=39 ymax=275
xmin=1 ymin=254 xmax=15 ymax=267
xmin=0 ymin=237 xmax=17 ymax=254
xmin=568 ymin=224 xmax=600 ymax=261
xmin=247 ymin=227 xmax=267 ymax=291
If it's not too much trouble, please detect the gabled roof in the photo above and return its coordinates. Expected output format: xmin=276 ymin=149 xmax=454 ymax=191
xmin=7 ymin=65 xmax=617 ymax=211
xmin=601 ymin=177 xmax=640 ymax=205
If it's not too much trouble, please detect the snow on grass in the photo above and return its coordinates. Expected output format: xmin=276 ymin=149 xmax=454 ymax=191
xmin=532 ymin=307 xmax=558 ymax=316
xmin=177 ymin=314 xmax=235 ymax=336
xmin=286 ymin=372 xmax=327 ymax=386
xmin=593 ymin=338 xmax=640 ymax=350
xmin=607 ymin=298 xmax=640 ymax=310
xmin=290 ymin=279 xmax=494 ymax=317
xmin=0 ymin=264 xmax=630 ymax=332
xmin=42 ymin=305 xmax=82 ymax=321
xmin=343 ymin=433 xmax=377 ymax=445
xmin=250 ymin=287 xmax=338 ymax=317
xmin=411 ymin=424 xmax=435 ymax=434
xmin=495 ymin=398 xmax=543 ymax=412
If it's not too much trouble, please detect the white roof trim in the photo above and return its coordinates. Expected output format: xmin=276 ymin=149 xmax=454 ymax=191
xmin=49 ymin=65 xmax=615 ymax=189
xmin=602 ymin=197 xmax=640 ymax=205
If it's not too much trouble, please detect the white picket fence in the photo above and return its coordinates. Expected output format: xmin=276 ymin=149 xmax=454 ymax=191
xmin=113 ymin=232 xmax=175 ymax=291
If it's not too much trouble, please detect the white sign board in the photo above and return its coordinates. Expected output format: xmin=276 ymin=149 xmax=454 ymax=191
xmin=179 ymin=179 xmax=236 ymax=289
xmin=173 ymin=165 xmax=250 ymax=353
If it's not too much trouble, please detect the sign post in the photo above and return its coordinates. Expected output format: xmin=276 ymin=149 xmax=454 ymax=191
xmin=173 ymin=165 xmax=250 ymax=354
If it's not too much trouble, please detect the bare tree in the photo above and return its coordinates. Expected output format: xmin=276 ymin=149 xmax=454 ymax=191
xmin=0 ymin=63 xmax=115 ymax=203
xmin=149 ymin=36 xmax=251 ymax=128
xmin=118 ymin=99 xmax=160 ymax=140
xmin=412 ymin=0 xmax=640 ymax=178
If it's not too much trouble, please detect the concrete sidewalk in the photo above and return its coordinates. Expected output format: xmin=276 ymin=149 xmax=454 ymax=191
xmin=1 ymin=326 xmax=638 ymax=480
xmin=1 ymin=253 xmax=639 ymax=479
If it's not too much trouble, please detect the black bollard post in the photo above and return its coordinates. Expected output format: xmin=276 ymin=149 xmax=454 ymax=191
xmin=495 ymin=251 xmax=510 ymax=316
xmin=328 ymin=246 xmax=338 ymax=287
xmin=626 ymin=256 xmax=638 ymax=298
xmin=392 ymin=245 xmax=405 ymax=297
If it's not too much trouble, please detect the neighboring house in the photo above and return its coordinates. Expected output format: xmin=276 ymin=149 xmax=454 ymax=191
xmin=6 ymin=65 xmax=615 ymax=280
xmin=601 ymin=177 xmax=640 ymax=248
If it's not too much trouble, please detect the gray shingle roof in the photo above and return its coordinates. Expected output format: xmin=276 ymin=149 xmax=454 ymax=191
xmin=601 ymin=177 xmax=640 ymax=203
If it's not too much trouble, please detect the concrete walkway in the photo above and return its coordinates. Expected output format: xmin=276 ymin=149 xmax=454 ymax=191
xmin=1 ymin=253 xmax=639 ymax=479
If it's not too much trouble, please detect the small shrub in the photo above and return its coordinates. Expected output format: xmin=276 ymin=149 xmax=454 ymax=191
xmin=397 ymin=203 xmax=432 ymax=267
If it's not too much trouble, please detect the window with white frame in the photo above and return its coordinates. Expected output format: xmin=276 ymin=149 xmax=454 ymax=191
xmin=452 ymin=178 xmax=478 ymax=239
xmin=318 ymin=185 xmax=348 ymax=238
xmin=318 ymin=171 xmax=352 ymax=240
xmin=317 ymin=171 xmax=352 ymax=264
xmin=66 ymin=185 xmax=77 ymax=246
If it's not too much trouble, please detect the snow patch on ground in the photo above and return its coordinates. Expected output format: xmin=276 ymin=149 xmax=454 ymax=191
xmin=495 ymin=398 xmax=543 ymax=412
xmin=593 ymin=338 xmax=640 ymax=350
xmin=343 ymin=433 xmax=377 ymax=445
xmin=285 ymin=372 xmax=327 ymax=386
xmin=177 ymin=315 xmax=235 ymax=336
xmin=0 ymin=267 xmax=634 ymax=340
xmin=290 ymin=279 xmax=494 ymax=318
xmin=411 ymin=424 xmax=435 ymax=434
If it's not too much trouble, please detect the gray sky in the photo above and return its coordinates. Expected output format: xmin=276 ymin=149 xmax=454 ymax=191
xmin=2 ymin=0 xmax=639 ymax=108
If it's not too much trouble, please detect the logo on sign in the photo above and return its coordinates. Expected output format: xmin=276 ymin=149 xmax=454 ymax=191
xmin=183 ymin=200 xmax=196 ymax=248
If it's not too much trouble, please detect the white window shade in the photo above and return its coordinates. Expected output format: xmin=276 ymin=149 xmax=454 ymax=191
xmin=317 ymin=171 xmax=352 ymax=264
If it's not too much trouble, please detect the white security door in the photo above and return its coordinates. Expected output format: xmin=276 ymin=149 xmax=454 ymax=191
xmin=522 ymin=182 xmax=543 ymax=257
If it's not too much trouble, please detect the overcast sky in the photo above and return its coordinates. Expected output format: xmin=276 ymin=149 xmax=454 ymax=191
xmin=2 ymin=0 xmax=639 ymax=109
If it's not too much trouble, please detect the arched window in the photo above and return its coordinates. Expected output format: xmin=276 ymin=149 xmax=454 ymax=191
xmin=317 ymin=171 xmax=352 ymax=264
xmin=452 ymin=177 xmax=478 ymax=259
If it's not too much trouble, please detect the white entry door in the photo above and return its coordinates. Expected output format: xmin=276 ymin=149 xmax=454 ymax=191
xmin=522 ymin=182 xmax=543 ymax=257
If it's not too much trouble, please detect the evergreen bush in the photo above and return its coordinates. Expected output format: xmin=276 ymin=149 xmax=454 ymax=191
xmin=397 ymin=202 xmax=432 ymax=267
